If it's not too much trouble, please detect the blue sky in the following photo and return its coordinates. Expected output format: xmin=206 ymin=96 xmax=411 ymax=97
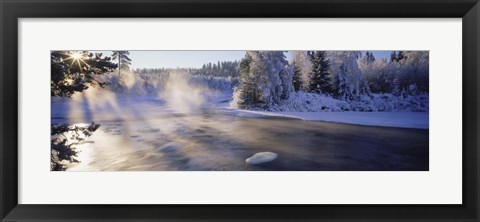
xmin=94 ymin=51 xmax=392 ymax=69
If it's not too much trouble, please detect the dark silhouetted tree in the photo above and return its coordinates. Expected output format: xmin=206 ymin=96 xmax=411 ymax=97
xmin=112 ymin=51 xmax=132 ymax=75
xmin=50 ymin=51 xmax=116 ymax=170
xmin=51 ymin=51 xmax=117 ymax=97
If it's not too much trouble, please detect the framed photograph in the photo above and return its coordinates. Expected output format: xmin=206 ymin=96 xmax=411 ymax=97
xmin=1 ymin=0 xmax=479 ymax=221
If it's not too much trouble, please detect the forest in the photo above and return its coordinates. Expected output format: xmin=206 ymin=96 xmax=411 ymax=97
xmin=88 ymin=50 xmax=429 ymax=112
xmin=50 ymin=50 xmax=429 ymax=171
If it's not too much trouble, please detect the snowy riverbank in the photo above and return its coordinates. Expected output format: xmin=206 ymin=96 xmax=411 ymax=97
xmin=213 ymin=93 xmax=429 ymax=129
xmin=222 ymin=109 xmax=428 ymax=129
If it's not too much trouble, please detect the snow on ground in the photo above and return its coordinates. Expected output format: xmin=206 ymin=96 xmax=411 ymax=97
xmin=272 ymin=92 xmax=429 ymax=112
xmin=220 ymin=91 xmax=429 ymax=129
xmin=227 ymin=109 xmax=428 ymax=129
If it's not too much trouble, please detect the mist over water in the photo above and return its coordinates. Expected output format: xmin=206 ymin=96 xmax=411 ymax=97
xmin=51 ymin=78 xmax=428 ymax=171
xmin=62 ymin=111 xmax=428 ymax=171
xmin=162 ymin=72 xmax=209 ymax=114
xmin=50 ymin=50 xmax=429 ymax=171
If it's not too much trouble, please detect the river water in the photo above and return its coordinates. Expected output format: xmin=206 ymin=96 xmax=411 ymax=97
xmin=58 ymin=109 xmax=428 ymax=171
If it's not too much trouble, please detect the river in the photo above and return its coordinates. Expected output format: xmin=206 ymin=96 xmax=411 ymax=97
xmin=56 ymin=107 xmax=428 ymax=171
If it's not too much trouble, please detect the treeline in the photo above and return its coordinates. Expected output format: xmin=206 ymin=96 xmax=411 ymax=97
xmin=190 ymin=61 xmax=240 ymax=77
xmin=232 ymin=50 xmax=429 ymax=109
xmin=130 ymin=60 xmax=240 ymax=79
xmin=105 ymin=60 xmax=240 ymax=95
xmin=360 ymin=51 xmax=429 ymax=95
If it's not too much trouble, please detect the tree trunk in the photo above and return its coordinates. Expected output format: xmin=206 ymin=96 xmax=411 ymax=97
xmin=118 ymin=55 xmax=121 ymax=77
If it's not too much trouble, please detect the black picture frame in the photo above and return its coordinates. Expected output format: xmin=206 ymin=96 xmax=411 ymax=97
xmin=1 ymin=0 xmax=479 ymax=221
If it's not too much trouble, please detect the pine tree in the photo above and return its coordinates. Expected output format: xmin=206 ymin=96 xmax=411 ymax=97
xmin=308 ymin=51 xmax=333 ymax=94
xmin=397 ymin=51 xmax=405 ymax=61
xmin=112 ymin=51 xmax=132 ymax=74
xmin=292 ymin=60 xmax=303 ymax=92
xmin=328 ymin=51 xmax=368 ymax=98
xmin=51 ymin=51 xmax=117 ymax=97
xmin=50 ymin=51 xmax=116 ymax=170
xmin=390 ymin=51 xmax=398 ymax=63
xmin=365 ymin=51 xmax=375 ymax=64
xmin=232 ymin=51 xmax=292 ymax=108
xmin=265 ymin=51 xmax=293 ymax=101
xmin=290 ymin=51 xmax=313 ymax=90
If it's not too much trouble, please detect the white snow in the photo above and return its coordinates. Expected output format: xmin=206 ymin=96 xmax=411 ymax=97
xmin=230 ymin=110 xmax=428 ymax=129
xmin=272 ymin=92 xmax=429 ymax=112
xmin=245 ymin=152 xmax=278 ymax=165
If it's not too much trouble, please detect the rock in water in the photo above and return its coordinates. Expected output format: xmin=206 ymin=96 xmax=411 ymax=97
xmin=245 ymin=152 xmax=278 ymax=165
xmin=157 ymin=142 xmax=182 ymax=153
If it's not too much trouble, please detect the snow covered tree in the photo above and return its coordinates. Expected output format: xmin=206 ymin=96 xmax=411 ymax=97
xmin=265 ymin=51 xmax=293 ymax=100
xmin=328 ymin=51 xmax=369 ymax=98
xmin=390 ymin=51 xmax=398 ymax=63
xmin=308 ymin=51 xmax=333 ymax=94
xmin=397 ymin=51 xmax=405 ymax=61
xmin=190 ymin=60 xmax=239 ymax=77
xmin=398 ymin=51 xmax=429 ymax=93
xmin=232 ymin=51 xmax=292 ymax=109
xmin=290 ymin=51 xmax=313 ymax=90
xmin=392 ymin=77 xmax=401 ymax=96
xmin=334 ymin=64 xmax=350 ymax=100
xmin=364 ymin=51 xmax=376 ymax=64
xmin=360 ymin=58 xmax=394 ymax=93
xmin=232 ymin=52 xmax=256 ymax=108
xmin=292 ymin=61 xmax=303 ymax=92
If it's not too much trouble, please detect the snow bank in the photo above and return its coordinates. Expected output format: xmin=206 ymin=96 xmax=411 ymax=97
xmin=232 ymin=110 xmax=428 ymax=129
xmin=245 ymin=152 xmax=278 ymax=165
xmin=270 ymin=92 xmax=429 ymax=112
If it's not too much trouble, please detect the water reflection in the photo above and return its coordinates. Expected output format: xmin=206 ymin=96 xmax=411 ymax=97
xmin=60 ymin=112 xmax=428 ymax=171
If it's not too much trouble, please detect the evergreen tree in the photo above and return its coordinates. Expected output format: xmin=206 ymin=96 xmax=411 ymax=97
xmin=334 ymin=64 xmax=350 ymax=100
xmin=50 ymin=50 xmax=116 ymax=171
xmin=51 ymin=51 xmax=117 ymax=97
xmin=233 ymin=52 xmax=256 ymax=108
xmin=292 ymin=60 xmax=303 ymax=92
xmin=290 ymin=51 xmax=313 ymax=90
xmin=390 ymin=51 xmax=398 ymax=63
xmin=265 ymin=51 xmax=293 ymax=101
xmin=328 ymin=51 xmax=368 ymax=98
xmin=232 ymin=51 xmax=292 ymax=108
xmin=365 ymin=51 xmax=376 ymax=64
xmin=397 ymin=51 xmax=405 ymax=61
xmin=308 ymin=51 xmax=333 ymax=94
xmin=51 ymin=122 xmax=100 ymax=171
xmin=112 ymin=51 xmax=132 ymax=74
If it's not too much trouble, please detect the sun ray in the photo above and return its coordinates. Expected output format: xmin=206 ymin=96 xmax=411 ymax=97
xmin=79 ymin=58 xmax=90 ymax=67
xmin=67 ymin=51 xmax=87 ymax=71
xmin=77 ymin=59 xmax=82 ymax=71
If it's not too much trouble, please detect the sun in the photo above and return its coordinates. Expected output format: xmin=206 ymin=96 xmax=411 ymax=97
xmin=65 ymin=51 xmax=89 ymax=71
xmin=70 ymin=51 xmax=83 ymax=60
